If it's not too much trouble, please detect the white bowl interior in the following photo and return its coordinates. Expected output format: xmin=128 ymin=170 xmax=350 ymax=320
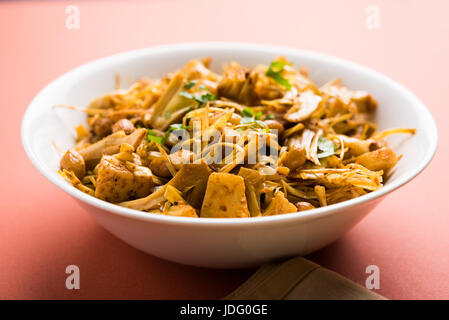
xmin=22 ymin=43 xmax=437 ymax=220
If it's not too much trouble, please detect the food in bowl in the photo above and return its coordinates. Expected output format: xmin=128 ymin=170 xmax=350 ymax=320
xmin=57 ymin=56 xmax=415 ymax=218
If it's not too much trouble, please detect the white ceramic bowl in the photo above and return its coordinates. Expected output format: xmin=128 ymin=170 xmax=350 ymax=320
xmin=22 ymin=43 xmax=438 ymax=268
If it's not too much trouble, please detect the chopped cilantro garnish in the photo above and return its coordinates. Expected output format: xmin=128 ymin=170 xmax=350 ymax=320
xmin=317 ymin=137 xmax=336 ymax=159
xmin=146 ymin=129 xmax=164 ymax=144
xmin=266 ymin=61 xmax=292 ymax=90
xmin=146 ymin=124 xmax=190 ymax=145
xmin=199 ymin=93 xmax=217 ymax=103
xmin=266 ymin=114 xmax=275 ymax=120
xmin=242 ymin=107 xmax=254 ymax=118
xmin=241 ymin=107 xmax=256 ymax=125
xmin=183 ymin=80 xmax=197 ymax=90
xmin=179 ymin=91 xmax=217 ymax=106
xmin=240 ymin=108 xmax=269 ymax=130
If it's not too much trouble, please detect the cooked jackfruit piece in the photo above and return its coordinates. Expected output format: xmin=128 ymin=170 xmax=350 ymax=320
xmin=78 ymin=128 xmax=147 ymax=164
xmin=182 ymin=57 xmax=220 ymax=82
xmin=149 ymin=71 xmax=197 ymax=130
xmin=168 ymin=162 xmax=212 ymax=209
xmin=279 ymin=147 xmax=307 ymax=171
xmin=238 ymin=167 xmax=265 ymax=217
xmin=164 ymin=185 xmax=185 ymax=204
xmin=263 ymin=191 xmax=297 ymax=216
xmin=165 ymin=203 xmax=198 ymax=218
xmin=251 ymin=63 xmax=285 ymax=101
xmin=284 ymin=90 xmax=323 ymax=122
xmin=95 ymin=155 xmax=153 ymax=202
xmin=59 ymin=169 xmax=95 ymax=196
xmin=88 ymin=78 xmax=157 ymax=110
xmin=119 ymin=162 xmax=211 ymax=211
xmin=351 ymin=91 xmax=378 ymax=113
xmin=217 ymin=62 xmax=257 ymax=105
xmin=201 ymin=172 xmax=250 ymax=218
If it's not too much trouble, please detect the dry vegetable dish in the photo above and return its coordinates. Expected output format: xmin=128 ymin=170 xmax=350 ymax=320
xmin=58 ymin=57 xmax=415 ymax=218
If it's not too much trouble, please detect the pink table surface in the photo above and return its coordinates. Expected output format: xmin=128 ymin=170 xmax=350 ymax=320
xmin=1 ymin=0 xmax=448 ymax=300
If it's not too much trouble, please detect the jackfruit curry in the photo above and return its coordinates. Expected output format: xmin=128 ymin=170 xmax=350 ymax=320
xmin=58 ymin=57 xmax=415 ymax=218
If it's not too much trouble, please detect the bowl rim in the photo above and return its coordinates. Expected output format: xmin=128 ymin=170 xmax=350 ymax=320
xmin=21 ymin=42 xmax=438 ymax=228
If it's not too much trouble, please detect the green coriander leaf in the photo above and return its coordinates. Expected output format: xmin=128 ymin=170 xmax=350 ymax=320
xmin=269 ymin=61 xmax=287 ymax=72
xmin=146 ymin=129 xmax=164 ymax=145
xmin=240 ymin=108 xmax=268 ymax=129
xmin=180 ymin=91 xmax=216 ymax=105
xmin=242 ymin=107 xmax=254 ymax=118
xmin=183 ymin=81 xmax=196 ymax=90
xmin=147 ymin=129 xmax=157 ymax=136
xmin=199 ymin=93 xmax=217 ymax=103
xmin=266 ymin=71 xmax=292 ymax=89
xmin=266 ymin=61 xmax=292 ymax=90
xmin=149 ymin=124 xmax=192 ymax=145
xmin=266 ymin=114 xmax=275 ymax=120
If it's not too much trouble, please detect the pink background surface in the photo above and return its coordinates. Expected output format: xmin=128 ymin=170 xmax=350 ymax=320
xmin=1 ymin=0 xmax=448 ymax=299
